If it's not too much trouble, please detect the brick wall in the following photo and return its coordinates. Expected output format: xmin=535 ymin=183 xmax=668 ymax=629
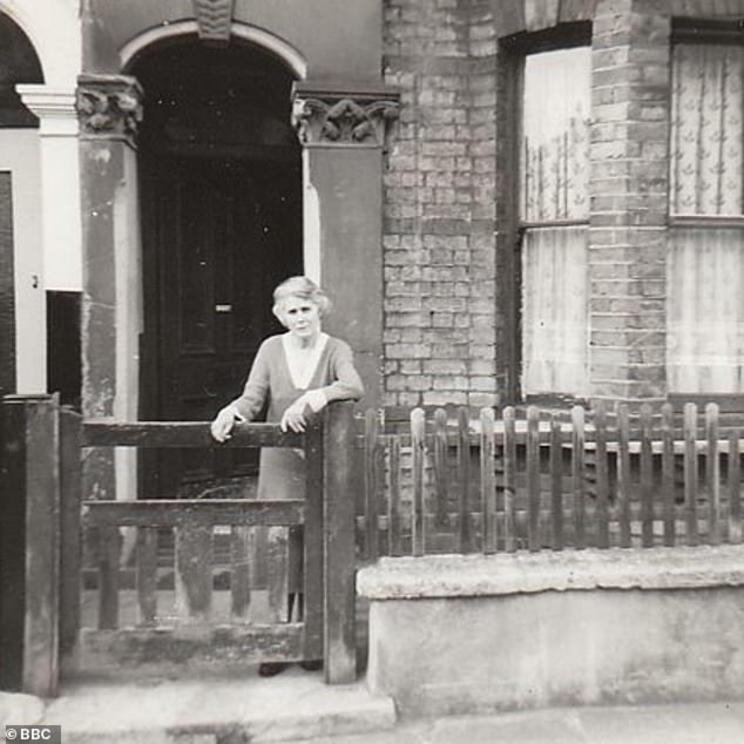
xmin=382 ymin=0 xmax=499 ymax=409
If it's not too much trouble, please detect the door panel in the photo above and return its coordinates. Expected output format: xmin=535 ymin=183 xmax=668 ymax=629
xmin=142 ymin=156 xmax=302 ymax=497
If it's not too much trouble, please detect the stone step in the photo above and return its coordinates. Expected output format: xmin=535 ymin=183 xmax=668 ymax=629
xmin=39 ymin=672 xmax=395 ymax=743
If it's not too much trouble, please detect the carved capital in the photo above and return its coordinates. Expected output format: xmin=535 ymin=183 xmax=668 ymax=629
xmin=76 ymin=75 xmax=144 ymax=146
xmin=193 ymin=0 xmax=235 ymax=44
xmin=292 ymin=83 xmax=400 ymax=148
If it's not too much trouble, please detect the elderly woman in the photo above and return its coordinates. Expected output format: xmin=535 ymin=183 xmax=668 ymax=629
xmin=211 ymin=276 xmax=364 ymax=675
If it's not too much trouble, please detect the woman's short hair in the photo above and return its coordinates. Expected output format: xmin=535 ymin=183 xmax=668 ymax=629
xmin=272 ymin=276 xmax=332 ymax=319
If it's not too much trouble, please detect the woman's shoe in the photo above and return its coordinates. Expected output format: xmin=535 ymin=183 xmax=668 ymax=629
xmin=299 ymin=659 xmax=323 ymax=672
xmin=258 ymin=662 xmax=289 ymax=677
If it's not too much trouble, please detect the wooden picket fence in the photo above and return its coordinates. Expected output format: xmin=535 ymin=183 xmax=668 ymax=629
xmin=358 ymin=401 xmax=744 ymax=558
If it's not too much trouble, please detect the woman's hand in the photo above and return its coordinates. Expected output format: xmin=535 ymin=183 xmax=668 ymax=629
xmin=210 ymin=406 xmax=242 ymax=442
xmin=281 ymin=399 xmax=307 ymax=433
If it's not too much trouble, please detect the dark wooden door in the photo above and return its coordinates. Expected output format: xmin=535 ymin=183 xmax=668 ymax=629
xmin=141 ymin=156 xmax=302 ymax=497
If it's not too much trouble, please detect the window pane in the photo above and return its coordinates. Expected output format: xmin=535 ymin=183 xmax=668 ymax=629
xmin=521 ymin=46 xmax=591 ymax=222
xmin=670 ymin=44 xmax=744 ymax=216
xmin=667 ymin=227 xmax=744 ymax=392
xmin=522 ymin=226 xmax=589 ymax=396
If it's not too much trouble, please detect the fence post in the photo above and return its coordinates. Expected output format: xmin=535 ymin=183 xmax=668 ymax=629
xmin=323 ymin=401 xmax=357 ymax=683
xmin=0 ymin=394 xmax=61 ymax=696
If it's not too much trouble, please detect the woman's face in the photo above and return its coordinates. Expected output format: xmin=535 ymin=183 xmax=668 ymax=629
xmin=280 ymin=295 xmax=321 ymax=339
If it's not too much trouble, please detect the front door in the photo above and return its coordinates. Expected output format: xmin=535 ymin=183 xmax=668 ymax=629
xmin=141 ymin=155 xmax=302 ymax=497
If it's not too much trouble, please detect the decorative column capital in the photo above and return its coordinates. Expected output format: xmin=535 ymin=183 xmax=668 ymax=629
xmin=76 ymin=74 xmax=144 ymax=147
xmin=291 ymin=81 xmax=400 ymax=149
xmin=16 ymin=85 xmax=79 ymax=137
xmin=193 ymin=0 xmax=235 ymax=44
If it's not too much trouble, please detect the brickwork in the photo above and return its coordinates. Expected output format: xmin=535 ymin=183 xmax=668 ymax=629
xmin=588 ymin=0 xmax=671 ymax=403
xmin=383 ymin=0 xmax=744 ymax=409
xmin=382 ymin=0 xmax=498 ymax=409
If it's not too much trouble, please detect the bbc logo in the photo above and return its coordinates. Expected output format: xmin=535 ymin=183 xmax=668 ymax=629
xmin=4 ymin=726 xmax=61 ymax=743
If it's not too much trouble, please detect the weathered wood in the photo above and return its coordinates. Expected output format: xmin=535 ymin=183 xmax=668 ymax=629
xmin=728 ymin=429 xmax=741 ymax=543
xmin=364 ymin=409 xmax=380 ymax=561
xmin=230 ymin=526 xmax=251 ymax=620
xmin=503 ymin=406 xmax=517 ymax=552
xmin=616 ymin=404 xmax=632 ymax=548
xmin=661 ymin=403 xmax=676 ymax=547
xmin=82 ymin=499 xmax=305 ymax=528
xmin=59 ymin=407 xmax=83 ymax=658
xmin=706 ymin=403 xmax=721 ymax=545
xmin=684 ymin=403 xmax=699 ymax=546
xmin=594 ymin=401 xmax=609 ymax=549
xmin=323 ymin=402 xmax=356 ymax=684
xmin=136 ymin=527 xmax=158 ymax=626
xmin=174 ymin=524 xmax=213 ymax=624
xmin=0 ymin=396 xmax=61 ymax=696
xmin=549 ymin=415 xmax=563 ymax=550
xmin=480 ymin=408 xmax=496 ymax=553
xmin=388 ymin=435 xmax=403 ymax=556
xmin=457 ymin=407 xmax=472 ymax=552
xmin=433 ymin=408 xmax=449 ymax=528
xmin=97 ymin=525 xmax=120 ymax=631
xmin=640 ymin=404 xmax=654 ymax=548
xmin=303 ymin=418 xmax=324 ymax=660
xmin=82 ymin=420 xmax=302 ymax=449
xmin=571 ymin=405 xmax=586 ymax=550
xmin=78 ymin=623 xmax=305 ymax=670
xmin=411 ymin=408 xmax=426 ymax=557
xmin=526 ymin=406 xmax=540 ymax=552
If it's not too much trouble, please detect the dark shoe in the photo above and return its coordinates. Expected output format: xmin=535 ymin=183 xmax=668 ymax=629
xmin=299 ymin=659 xmax=323 ymax=672
xmin=258 ymin=662 xmax=289 ymax=677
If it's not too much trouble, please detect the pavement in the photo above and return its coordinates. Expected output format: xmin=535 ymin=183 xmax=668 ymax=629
xmin=3 ymin=674 xmax=744 ymax=743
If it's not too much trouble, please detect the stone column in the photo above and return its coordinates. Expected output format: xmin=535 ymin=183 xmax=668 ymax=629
xmin=16 ymin=86 xmax=82 ymax=293
xmin=76 ymin=74 xmax=144 ymax=500
xmin=292 ymin=83 xmax=399 ymax=409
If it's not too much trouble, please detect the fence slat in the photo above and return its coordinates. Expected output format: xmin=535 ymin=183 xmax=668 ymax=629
xmin=174 ymin=524 xmax=213 ymax=624
xmin=480 ymin=408 xmax=496 ymax=553
xmin=550 ymin=415 xmax=563 ymax=550
xmin=98 ymin=526 xmax=121 ymax=630
xmin=136 ymin=527 xmax=158 ymax=626
xmin=571 ymin=405 xmax=586 ymax=550
xmin=684 ymin=403 xmax=699 ymax=546
xmin=364 ymin=409 xmax=380 ymax=561
xmin=706 ymin=403 xmax=721 ymax=546
xmin=526 ymin=406 xmax=540 ymax=552
xmin=661 ymin=403 xmax=675 ymax=547
xmin=617 ymin=404 xmax=632 ymax=548
xmin=640 ymin=404 xmax=654 ymax=548
xmin=433 ymin=408 xmax=449 ymax=528
xmin=503 ymin=406 xmax=517 ymax=553
xmin=411 ymin=408 xmax=426 ymax=557
xmin=594 ymin=401 xmax=609 ymax=549
xmin=728 ymin=429 xmax=741 ymax=543
xmin=230 ymin=526 xmax=251 ymax=621
xmin=388 ymin=435 xmax=403 ymax=556
xmin=457 ymin=407 xmax=472 ymax=553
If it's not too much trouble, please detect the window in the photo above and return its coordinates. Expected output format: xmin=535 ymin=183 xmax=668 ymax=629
xmin=668 ymin=23 xmax=744 ymax=393
xmin=520 ymin=45 xmax=591 ymax=398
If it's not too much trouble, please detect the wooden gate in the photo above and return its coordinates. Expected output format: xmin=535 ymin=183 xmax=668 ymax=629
xmin=0 ymin=394 xmax=356 ymax=696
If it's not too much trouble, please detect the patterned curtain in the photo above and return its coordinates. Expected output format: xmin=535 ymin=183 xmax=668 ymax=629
xmin=670 ymin=44 xmax=744 ymax=216
xmin=521 ymin=47 xmax=590 ymax=396
xmin=668 ymin=45 xmax=744 ymax=393
xmin=668 ymin=228 xmax=744 ymax=393
xmin=522 ymin=226 xmax=589 ymax=395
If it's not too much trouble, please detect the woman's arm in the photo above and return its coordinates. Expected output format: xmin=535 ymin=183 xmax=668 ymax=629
xmin=211 ymin=341 xmax=271 ymax=441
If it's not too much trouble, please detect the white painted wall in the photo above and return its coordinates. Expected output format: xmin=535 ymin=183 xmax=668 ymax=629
xmin=0 ymin=129 xmax=44 ymax=392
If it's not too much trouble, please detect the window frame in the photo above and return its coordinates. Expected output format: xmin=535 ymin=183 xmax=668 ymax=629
xmin=499 ymin=22 xmax=592 ymax=406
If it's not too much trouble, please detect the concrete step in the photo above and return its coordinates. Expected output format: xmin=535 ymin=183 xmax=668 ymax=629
xmin=38 ymin=669 xmax=395 ymax=743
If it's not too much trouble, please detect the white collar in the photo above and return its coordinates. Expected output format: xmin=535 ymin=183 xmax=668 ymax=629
xmin=282 ymin=332 xmax=329 ymax=390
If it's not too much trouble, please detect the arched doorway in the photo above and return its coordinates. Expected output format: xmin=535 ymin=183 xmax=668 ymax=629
xmin=132 ymin=40 xmax=303 ymax=498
